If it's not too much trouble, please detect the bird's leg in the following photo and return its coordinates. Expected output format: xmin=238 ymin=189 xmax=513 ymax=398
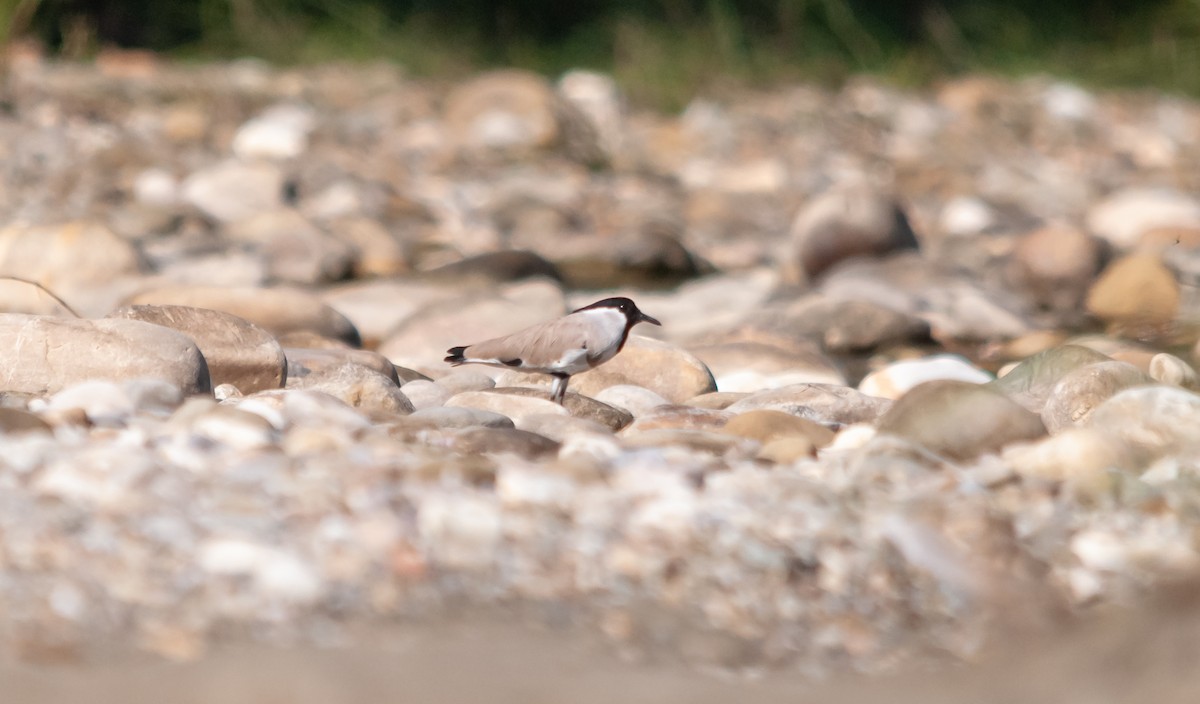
xmin=550 ymin=373 xmax=570 ymax=405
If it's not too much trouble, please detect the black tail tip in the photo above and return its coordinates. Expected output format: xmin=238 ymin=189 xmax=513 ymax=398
xmin=444 ymin=346 xmax=467 ymax=365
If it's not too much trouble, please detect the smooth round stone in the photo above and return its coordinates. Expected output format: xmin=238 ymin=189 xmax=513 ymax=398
xmin=786 ymin=183 xmax=919 ymax=281
xmin=1086 ymin=187 xmax=1200 ymax=250
xmin=1007 ymin=225 xmax=1103 ymax=312
xmin=757 ymin=437 xmax=819 ymax=463
xmin=109 ymin=304 xmax=286 ymax=394
xmin=592 ymin=385 xmax=670 ymax=417
xmin=285 ymin=347 xmax=399 ymax=384
xmin=485 ymin=387 xmax=631 ymax=431
xmin=519 ymin=413 xmax=612 ymax=442
xmin=736 ymin=296 xmax=930 ymax=354
xmin=722 ymin=410 xmax=835 ymax=448
xmin=285 ymin=362 xmax=413 ymax=417
xmin=181 ymin=159 xmax=285 ymax=223
xmin=0 ymin=220 xmax=141 ymax=295
xmin=0 ymin=278 xmax=78 ymax=317
xmin=1041 ymin=361 xmax=1154 ymax=433
xmin=1086 ymin=386 xmax=1200 ymax=461
xmin=435 ymin=369 xmax=497 ymax=395
xmin=859 ymin=355 xmax=993 ymax=400
xmin=619 ymin=428 xmax=757 ymax=457
xmin=0 ymin=314 xmax=211 ymax=396
xmin=453 ymin=427 xmax=560 ymax=460
xmin=231 ymin=103 xmax=315 ymax=160
xmin=184 ymin=404 xmax=278 ymax=451
xmin=622 ymin=405 xmax=732 ymax=434
xmin=685 ymin=391 xmax=750 ymax=410
xmin=1003 ymin=428 xmax=1131 ymax=485
xmin=237 ymin=389 xmax=372 ymax=432
xmin=122 ymin=378 xmax=186 ymax=417
xmin=1149 ymin=353 xmax=1200 ymax=390
xmin=397 ymin=379 xmax=451 ymax=410
xmin=445 ymin=390 xmax=569 ymax=428
xmin=408 ymin=406 xmax=514 ymax=429
xmin=877 ymin=380 xmax=1046 ymax=460
xmin=126 ymin=285 xmax=361 ymax=347
xmin=725 ymin=383 xmax=891 ymax=428
xmin=1085 ymin=253 xmax=1180 ymax=327
xmin=989 ymin=345 xmax=1113 ymax=412
xmin=690 ymin=340 xmax=845 ymax=392
xmin=225 ymin=209 xmax=354 ymax=285
xmin=47 ymin=380 xmax=135 ymax=426
xmin=443 ymin=69 xmax=560 ymax=153
xmin=0 ymin=408 xmax=52 ymax=434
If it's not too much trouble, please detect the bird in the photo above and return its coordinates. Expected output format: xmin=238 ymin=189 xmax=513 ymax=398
xmin=444 ymin=297 xmax=661 ymax=404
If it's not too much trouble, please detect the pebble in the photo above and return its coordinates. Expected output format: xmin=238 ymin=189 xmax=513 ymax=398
xmin=592 ymin=384 xmax=670 ymax=417
xmin=182 ymin=159 xmax=285 ymax=223
xmin=725 ymin=383 xmax=892 ymax=427
xmin=858 ymin=355 xmax=993 ymax=400
xmin=1040 ymin=361 xmax=1153 ymax=433
xmin=787 ymin=184 xmax=919 ymax=281
xmin=1085 ymin=253 xmax=1180 ymax=327
xmin=286 ymin=361 xmax=414 ymax=417
xmin=109 ymin=304 xmax=287 ymax=394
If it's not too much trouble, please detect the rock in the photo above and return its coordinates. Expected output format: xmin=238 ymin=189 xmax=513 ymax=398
xmin=690 ymin=341 xmax=845 ymax=392
xmin=319 ymin=279 xmax=458 ymax=348
xmin=877 ymin=380 xmax=1046 ymax=460
xmin=181 ymin=159 xmax=285 ymax=223
xmin=556 ymin=70 xmax=624 ymax=158
xmin=623 ymin=405 xmax=732 ymax=434
xmin=1086 ymin=253 xmax=1179 ymax=327
xmin=444 ymin=70 xmax=560 ymax=155
xmin=686 ymin=391 xmax=750 ymax=409
xmin=757 ymin=437 xmax=820 ymax=463
xmin=518 ymin=413 xmax=613 ymax=443
xmin=548 ymin=228 xmax=710 ymax=289
xmin=397 ymin=379 xmax=450 ymax=410
xmin=453 ymin=427 xmax=560 ymax=460
xmin=736 ymin=296 xmax=930 ymax=354
xmin=175 ymin=402 xmax=279 ymax=451
xmin=1086 ymin=187 xmax=1200 ymax=250
xmin=1149 ymin=353 xmax=1200 ymax=390
xmin=0 ymin=407 xmax=51 ymax=434
xmin=722 ymin=409 xmax=835 ymax=448
xmin=0 ymin=315 xmax=210 ymax=396
xmin=1003 ymin=427 xmax=1130 ymax=488
xmin=378 ymin=280 xmax=565 ymax=373
xmin=126 ymin=285 xmax=361 ymax=346
xmin=423 ymin=250 xmax=563 ymax=285
xmin=231 ymin=103 xmax=316 ymax=160
xmin=990 ymin=345 xmax=1114 ymax=412
xmin=0 ymin=278 xmax=80 ymax=317
xmin=592 ymin=385 xmax=670 ymax=417
xmin=286 ymin=362 xmax=413 ymax=417
xmin=436 ymin=369 xmax=497 ymax=395
xmin=225 ymin=209 xmax=354 ymax=284
xmin=485 ymin=387 xmax=632 ymax=431
xmin=501 ymin=335 xmax=715 ymax=405
xmin=285 ymin=347 xmax=398 ymax=384
xmin=1007 ymin=226 xmax=1104 ymax=312
xmin=620 ymin=428 xmax=757 ymax=457
xmin=407 ymin=406 xmax=514 ymax=429
xmin=726 ymin=383 xmax=891 ymax=428
xmin=108 ymin=304 xmax=286 ymax=394
xmin=858 ymin=355 xmax=993 ymax=400
xmin=327 ymin=217 xmax=409 ymax=278
xmin=1085 ymin=385 xmax=1200 ymax=463
xmin=1041 ymin=361 xmax=1153 ymax=433
xmin=0 ymin=222 xmax=142 ymax=314
xmin=445 ymin=389 xmax=569 ymax=428
xmin=787 ymin=184 xmax=919 ymax=281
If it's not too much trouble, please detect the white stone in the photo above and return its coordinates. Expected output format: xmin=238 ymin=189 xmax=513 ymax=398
xmin=939 ymin=196 xmax=995 ymax=236
xmin=1086 ymin=187 xmax=1200 ymax=250
xmin=182 ymin=159 xmax=285 ymax=223
xmin=858 ymin=355 xmax=993 ymax=400
xmin=232 ymin=103 xmax=316 ymax=160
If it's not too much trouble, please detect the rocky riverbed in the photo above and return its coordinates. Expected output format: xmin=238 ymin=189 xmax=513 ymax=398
xmin=1 ymin=51 xmax=1200 ymax=691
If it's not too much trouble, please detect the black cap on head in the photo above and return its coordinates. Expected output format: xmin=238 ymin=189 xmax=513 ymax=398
xmin=574 ymin=297 xmax=661 ymax=326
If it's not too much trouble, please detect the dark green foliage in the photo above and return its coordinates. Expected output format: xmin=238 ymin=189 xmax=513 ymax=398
xmin=15 ymin=0 xmax=1200 ymax=106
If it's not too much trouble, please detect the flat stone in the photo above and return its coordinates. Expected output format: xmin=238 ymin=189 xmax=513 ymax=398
xmin=445 ymin=390 xmax=569 ymax=428
xmin=622 ymin=405 xmax=732 ymax=434
xmin=182 ymin=159 xmax=285 ymax=223
xmin=108 ymin=304 xmax=286 ymax=394
xmin=592 ymin=385 xmax=670 ymax=417
xmin=726 ymin=383 xmax=891 ymax=428
xmin=126 ymin=285 xmax=361 ymax=347
xmin=486 ymin=387 xmax=632 ymax=431
xmin=518 ymin=413 xmax=613 ymax=442
xmin=685 ymin=391 xmax=750 ymax=410
xmin=285 ymin=347 xmax=398 ymax=384
xmin=285 ymin=361 xmax=413 ymax=417
xmin=620 ymin=428 xmax=757 ymax=457
xmin=397 ymin=379 xmax=451 ymax=410
xmin=453 ymin=427 xmax=560 ymax=460
xmin=722 ymin=409 xmax=835 ymax=448
xmin=877 ymin=380 xmax=1046 ymax=460
xmin=408 ymin=406 xmax=514 ymax=429
xmin=1041 ymin=361 xmax=1154 ymax=433
xmin=0 ymin=314 xmax=210 ymax=396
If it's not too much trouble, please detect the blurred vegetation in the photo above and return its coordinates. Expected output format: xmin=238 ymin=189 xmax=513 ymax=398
xmin=9 ymin=0 xmax=1200 ymax=106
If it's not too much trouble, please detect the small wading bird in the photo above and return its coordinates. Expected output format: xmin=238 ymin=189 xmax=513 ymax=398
xmin=445 ymin=297 xmax=661 ymax=404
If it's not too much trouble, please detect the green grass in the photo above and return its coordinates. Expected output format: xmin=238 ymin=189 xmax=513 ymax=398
xmin=10 ymin=0 xmax=1200 ymax=110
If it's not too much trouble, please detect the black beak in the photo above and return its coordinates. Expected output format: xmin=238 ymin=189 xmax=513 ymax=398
xmin=637 ymin=311 xmax=662 ymax=326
